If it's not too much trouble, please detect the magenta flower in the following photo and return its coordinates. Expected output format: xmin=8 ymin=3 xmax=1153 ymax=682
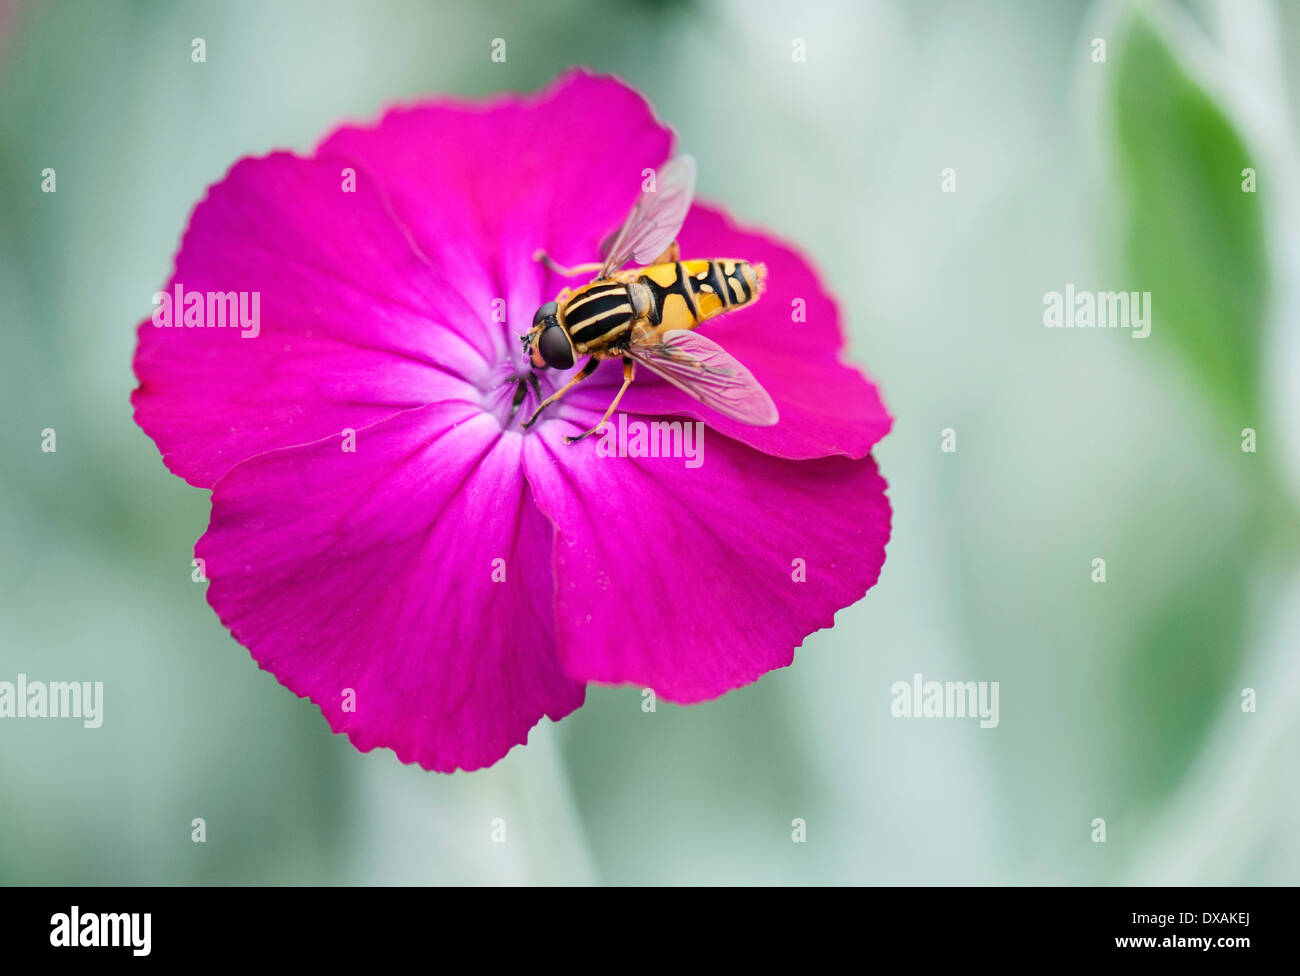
xmin=131 ymin=70 xmax=892 ymax=772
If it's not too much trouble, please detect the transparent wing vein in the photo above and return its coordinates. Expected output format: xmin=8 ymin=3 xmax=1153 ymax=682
xmin=628 ymin=329 xmax=778 ymax=427
xmin=599 ymin=155 xmax=696 ymax=277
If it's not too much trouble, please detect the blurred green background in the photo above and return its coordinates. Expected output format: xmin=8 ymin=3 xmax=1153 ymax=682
xmin=2 ymin=0 xmax=1298 ymax=884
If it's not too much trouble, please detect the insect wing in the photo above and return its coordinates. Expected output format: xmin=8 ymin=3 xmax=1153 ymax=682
xmin=598 ymin=155 xmax=696 ymax=278
xmin=629 ymin=329 xmax=778 ymax=427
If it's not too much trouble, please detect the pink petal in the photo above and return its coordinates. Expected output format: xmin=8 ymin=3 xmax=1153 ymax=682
xmin=318 ymin=69 xmax=674 ymax=362
xmin=522 ymin=425 xmax=891 ymax=701
xmin=132 ymin=153 xmax=487 ymax=488
xmin=554 ymin=204 xmax=893 ymax=460
xmin=197 ymin=403 xmax=584 ymax=773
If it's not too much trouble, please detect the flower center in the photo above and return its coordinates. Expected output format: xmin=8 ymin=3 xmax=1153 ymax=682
xmin=480 ymin=359 xmax=550 ymax=432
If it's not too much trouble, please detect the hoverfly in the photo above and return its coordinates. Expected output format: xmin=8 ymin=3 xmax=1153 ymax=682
xmin=521 ymin=154 xmax=779 ymax=443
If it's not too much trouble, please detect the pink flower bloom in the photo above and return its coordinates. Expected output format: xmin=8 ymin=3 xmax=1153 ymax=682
xmin=131 ymin=70 xmax=892 ymax=772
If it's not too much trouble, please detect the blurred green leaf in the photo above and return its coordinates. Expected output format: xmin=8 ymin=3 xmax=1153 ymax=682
xmin=1110 ymin=11 xmax=1268 ymax=423
xmin=1103 ymin=9 xmax=1268 ymax=814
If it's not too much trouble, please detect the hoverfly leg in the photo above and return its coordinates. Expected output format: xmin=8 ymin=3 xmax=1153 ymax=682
xmin=533 ymin=250 xmax=605 ymax=278
xmin=522 ymin=357 xmax=599 ymax=429
xmin=506 ymin=377 xmax=529 ymax=422
xmin=564 ymin=359 xmax=635 ymax=444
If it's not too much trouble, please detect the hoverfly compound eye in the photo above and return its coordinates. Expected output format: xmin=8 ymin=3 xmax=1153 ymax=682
xmin=538 ymin=324 xmax=575 ymax=370
xmin=533 ymin=301 xmax=559 ymax=327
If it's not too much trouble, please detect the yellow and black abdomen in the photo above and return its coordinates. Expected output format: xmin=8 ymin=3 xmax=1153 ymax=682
xmin=638 ymin=259 xmax=765 ymax=333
